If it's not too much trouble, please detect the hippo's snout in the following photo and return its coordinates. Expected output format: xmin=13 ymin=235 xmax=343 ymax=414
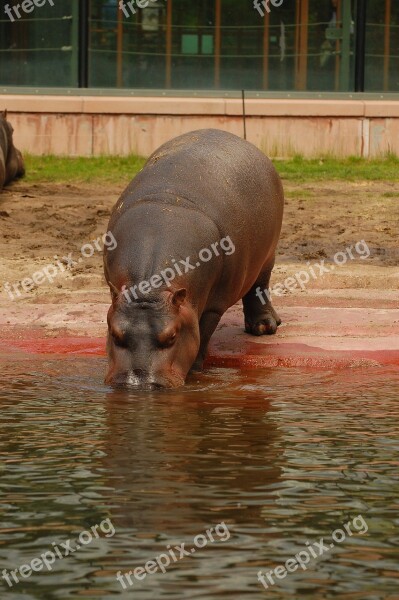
xmin=105 ymin=368 xmax=184 ymax=390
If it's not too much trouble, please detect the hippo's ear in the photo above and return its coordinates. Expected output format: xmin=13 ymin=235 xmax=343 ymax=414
xmin=172 ymin=288 xmax=187 ymax=308
xmin=1 ymin=109 xmax=7 ymax=120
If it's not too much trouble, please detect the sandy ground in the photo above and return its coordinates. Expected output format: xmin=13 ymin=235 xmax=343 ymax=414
xmin=0 ymin=178 xmax=398 ymax=351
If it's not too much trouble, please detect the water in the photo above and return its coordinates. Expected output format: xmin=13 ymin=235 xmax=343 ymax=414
xmin=1 ymin=353 xmax=398 ymax=600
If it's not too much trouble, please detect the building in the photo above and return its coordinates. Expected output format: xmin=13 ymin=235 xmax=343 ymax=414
xmin=0 ymin=0 xmax=398 ymax=157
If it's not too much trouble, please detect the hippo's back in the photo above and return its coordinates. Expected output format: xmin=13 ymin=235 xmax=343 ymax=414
xmin=110 ymin=130 xmax=284 ymax=277
xmin=118 ymin=129 xmax=283 ymax=231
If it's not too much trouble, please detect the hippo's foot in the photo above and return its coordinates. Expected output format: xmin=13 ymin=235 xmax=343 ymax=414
xmin=244 ymin=307 xmax=281 ymax=336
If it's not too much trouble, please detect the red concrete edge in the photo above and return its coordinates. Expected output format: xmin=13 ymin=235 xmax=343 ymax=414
xmin=2 ymin=335 xmax=399 ymax=370
xmin=205 ymin=351 xmax=399 ymax=369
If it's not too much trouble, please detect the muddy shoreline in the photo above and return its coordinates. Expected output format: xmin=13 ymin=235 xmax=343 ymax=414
xmin=0 ymin=179 xmax=398 ymax=341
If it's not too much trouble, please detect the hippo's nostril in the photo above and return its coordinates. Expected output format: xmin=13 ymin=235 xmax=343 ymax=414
xmin=132 ymin=369 xmax=147 ymax=379
xmin=105 ymin=370 xmax=130 ymax=385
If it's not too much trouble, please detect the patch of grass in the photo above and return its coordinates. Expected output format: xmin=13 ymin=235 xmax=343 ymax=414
xmin=23 ymin=153 xmax=399 ymax=185
xmin=284 ymin=189 xmax=315 ymax=198
xmin=275 ymin=154 xmax=399 ymax=182
xmin=24 ymin=154 xmax=146 ymax=184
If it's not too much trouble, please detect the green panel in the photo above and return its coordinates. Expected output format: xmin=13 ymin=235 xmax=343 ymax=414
xmin=182 ymin=35 xmax=199 ymax=55
xmin=201 ymin=34 xmax=213 ymax=55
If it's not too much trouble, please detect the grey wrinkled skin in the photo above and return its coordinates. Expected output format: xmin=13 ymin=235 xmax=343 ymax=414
xmin=0 ymin=110 xmax=25 ymax=191
xmin=104 ymin=128 xmax=284 ymax=389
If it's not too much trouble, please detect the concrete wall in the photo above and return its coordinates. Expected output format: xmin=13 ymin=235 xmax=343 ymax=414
xmin=2 ymin=95 xmax=399 ymax=158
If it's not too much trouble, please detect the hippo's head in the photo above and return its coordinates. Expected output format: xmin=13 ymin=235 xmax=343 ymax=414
xmin=105 ymin=286 xmax=200 ymax=389
xmin=1 ymin=110 xmax=25 ymax=183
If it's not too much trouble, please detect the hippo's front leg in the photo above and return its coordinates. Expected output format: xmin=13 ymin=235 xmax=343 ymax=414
xmin=191 ymin=310 xmax=222 ymax=371
xmin=243 ymin=263 xmax=282 ymax=336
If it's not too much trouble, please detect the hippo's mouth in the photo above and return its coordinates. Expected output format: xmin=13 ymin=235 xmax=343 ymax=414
xmin=105 ymin=369 xmax=185 ymax=390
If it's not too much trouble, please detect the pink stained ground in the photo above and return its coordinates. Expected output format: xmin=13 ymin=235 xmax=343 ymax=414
xmin=0 ymin=180 xmax=398 ymax=369
xmin=1 ymin=296 xmax=398 ymax=369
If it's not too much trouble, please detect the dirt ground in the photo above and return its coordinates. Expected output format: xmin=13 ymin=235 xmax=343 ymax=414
xmin=0 ymin=179 xmax=398 ymax=310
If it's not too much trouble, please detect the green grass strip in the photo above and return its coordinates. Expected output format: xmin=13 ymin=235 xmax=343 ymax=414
xmin=23 ymin=153 xmax=399 ymax=185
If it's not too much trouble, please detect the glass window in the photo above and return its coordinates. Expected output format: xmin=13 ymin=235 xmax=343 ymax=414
xmin=307 ymin=0 xmax=355 ymax=91
xmin=89 ymin=0 xmax=169 ymax=88
xmin=0 ymin=0 xmax=397 ymax=93
xmin=365 ymin=0 xmax=399 ymax=92
xmin=88 ymin=0 xmax=356 ymax=92
xmin=0 ymin=0 xmax=78 ymax=87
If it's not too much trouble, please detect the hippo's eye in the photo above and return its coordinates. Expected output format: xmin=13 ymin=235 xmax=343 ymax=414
xmin=158 ymin=331 xmax=177 ymax=349
xmin=111 ymin=330 xmax=128 ymax=348
xmin=113 ymin=336 xmax=127 ymax=348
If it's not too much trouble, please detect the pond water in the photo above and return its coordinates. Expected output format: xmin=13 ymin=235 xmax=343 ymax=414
xmin=0 ymin=353 xmax=398 ymax=600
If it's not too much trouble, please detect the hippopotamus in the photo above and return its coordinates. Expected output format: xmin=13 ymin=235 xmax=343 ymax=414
xmin=0 ymin=110 xmax=25 ymax=191
xmin=104 ymin=128 xmax=284 ymax=388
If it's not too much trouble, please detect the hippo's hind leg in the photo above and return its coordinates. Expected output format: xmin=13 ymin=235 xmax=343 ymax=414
xmin=242 ymin=261 xmax=281 ymax=336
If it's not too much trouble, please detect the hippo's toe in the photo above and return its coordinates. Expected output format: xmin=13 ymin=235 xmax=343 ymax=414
xmin=245 ymin=311 xmax=281 ymax=336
